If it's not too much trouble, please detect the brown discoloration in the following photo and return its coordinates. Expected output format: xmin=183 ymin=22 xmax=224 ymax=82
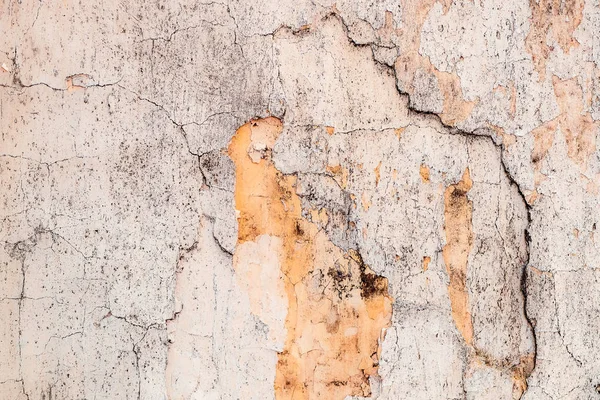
xmin=228 ymin=118 xmax=289 ymax=243
xmin=437 ymin=72 xmax=477 ymax=125
xmin=229 ymin=118 xmax=393 ymax=400
xmin=526 ymin=0 xmax=585 ymax=80
xmin=395 ymin=53 xmax=476 ymax=126
xmin=442 ymin=168 xmax=474 ymax=344
xmin=583 ymin=62 xmax=596 ymax=109
xmin=511 ymin=353 xmax=536 ymax=399
xmin=419 ymin=163 xmax=430 ymax=183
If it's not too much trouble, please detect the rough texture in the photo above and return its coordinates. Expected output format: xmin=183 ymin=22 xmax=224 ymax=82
xmin=1 ymin=0 xmax=599 ymax=399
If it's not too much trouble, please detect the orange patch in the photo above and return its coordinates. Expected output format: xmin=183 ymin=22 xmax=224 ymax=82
xmin=422 ymin=256 xmax=431 ymax=271
xmin=419 ymin=164 xmax=430 ymax=183
xmin=442 ymin=168 xmax=474 ymax=344
xmin=229 ymin=118 xmax=393 ymax=400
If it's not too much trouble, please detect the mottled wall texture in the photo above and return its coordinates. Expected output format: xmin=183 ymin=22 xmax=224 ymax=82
xmin=1 ymin=0 xmax=600 ymax=399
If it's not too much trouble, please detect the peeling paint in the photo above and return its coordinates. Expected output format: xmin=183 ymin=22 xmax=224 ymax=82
xmin=419 ymin=163 xmax=430 ymax=183
xmin=422 ymin=256 xmax=431 ymax=271
xmin=442 ymin=168 xmax=474 ymax=345
xmin=228 ymin=118 xmax=393 ymax=399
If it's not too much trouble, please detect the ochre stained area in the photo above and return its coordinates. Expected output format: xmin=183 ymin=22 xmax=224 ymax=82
xmin=228 ymin=118 xmax=393 ymax=400
xmin=442 ymin=168 xmax=474 ymax=345
xmin=419 ymin=164 xmax=431 ymax=183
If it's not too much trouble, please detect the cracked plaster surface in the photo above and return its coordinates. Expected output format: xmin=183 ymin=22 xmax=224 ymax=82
xmin=1 ymin=0 xmax=599 ymax=399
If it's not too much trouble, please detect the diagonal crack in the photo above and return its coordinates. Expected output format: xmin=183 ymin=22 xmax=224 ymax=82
xmin=323 ymin=10 xmax=539 ymax=395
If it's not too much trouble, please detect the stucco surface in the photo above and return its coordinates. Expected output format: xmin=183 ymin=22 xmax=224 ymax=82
xmin=1 ymin=0 xmax=599 ymax=399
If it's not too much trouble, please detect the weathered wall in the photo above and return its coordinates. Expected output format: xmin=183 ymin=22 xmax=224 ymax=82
xmin=1 ymin=0 xmax=599 ymax=399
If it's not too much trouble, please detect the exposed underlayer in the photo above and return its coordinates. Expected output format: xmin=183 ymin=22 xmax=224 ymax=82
xmin=229 ymin=118 xmax=392 ymax=399
xmin=443 ymin=168 xmax=475 ymax=346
